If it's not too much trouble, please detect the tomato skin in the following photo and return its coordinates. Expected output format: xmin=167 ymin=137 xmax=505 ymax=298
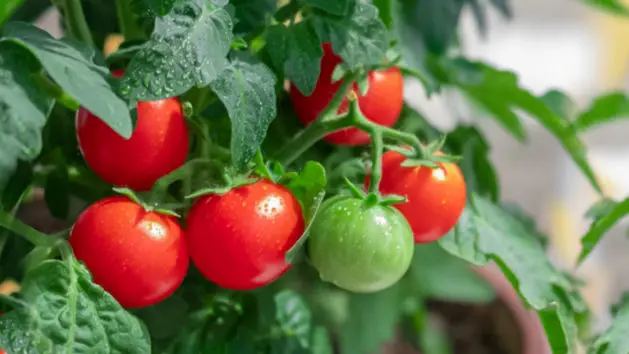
xmin=289 ymin=43 xmax=403 ymax=146
xmin=185 ymin=180 xmax=305 ymax=290
xmin=76 ymin=70 xmax=189 ymax=191
xmin=308 ymin=196 xmax=414 ymax=293
xmin=372 ymin=151 xmax=467 ymax=243
xmin=69 ymin=196 xmax=189 ymax=308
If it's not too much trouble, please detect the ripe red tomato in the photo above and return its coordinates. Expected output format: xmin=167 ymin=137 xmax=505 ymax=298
xmin=76 ymin=70 xmax=189 ymax=191
xmin=69 ymin=196 xmax=189 ymax=308
xmin=289 ymin=43 xmax=403 ymax=146
xmin=370 ymin=150 xmax=467 ymax=243
xmin=185 ymin=180 xmax=305 ymax=290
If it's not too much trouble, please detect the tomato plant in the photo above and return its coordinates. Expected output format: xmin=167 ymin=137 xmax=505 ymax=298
xmin=1 ymin=0 xmax=629 ymax=353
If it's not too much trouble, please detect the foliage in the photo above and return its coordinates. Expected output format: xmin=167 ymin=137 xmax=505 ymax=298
xmin=0 ymin=0 xmax=628 ymax=353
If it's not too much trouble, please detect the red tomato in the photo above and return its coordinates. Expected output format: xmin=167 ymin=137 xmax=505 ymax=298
xmin=76 ymin=70 xmax=189 ymax=191
xmin=185 ymin=180 xmax=305 ymax=290
xmin=69 ymin=196 xmax=189 ymax=308
xmin=369 ymin=151 xmax=466 ymax=243
xmin=289 ymin=43 xmax=403 ymax=146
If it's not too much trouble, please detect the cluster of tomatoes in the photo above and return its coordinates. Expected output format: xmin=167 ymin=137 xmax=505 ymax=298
xmin=68 ymin=46 xmax=465 ymax=309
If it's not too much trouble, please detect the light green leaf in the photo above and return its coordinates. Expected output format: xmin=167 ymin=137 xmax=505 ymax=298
xmin=209 ymin=55 xmax=277 ymax=170
xmin=0 ymin=258 xmax=150 ymax=353
xmin=265 ymin=21 xmax=323 ymax=95
xmin=581 ymin=0 xmax=629 ymax=16
xmin=340 ymin=283 xmax=403 ymax=354
xmin=588 ymin=294 xmax=629 ymax=354
xmin=311 ymin=2 xmax=388 ymax=69
xmin=409 ymin=243 xmax=496 ymax=304
xmin=574 ymin=92 xmax=629 ymax=132
xmin=0 ymin=42 xmax=53 ymax=196
xmin=303 ymin=0 xmax=351 ymax=15
xmin=311 ymin=326 xmax=333 ymax=354
xmin=1 ymin=22 xmax=132 ymax=138
xmin=122 ymin=0 xmax=233 ymax=101
xmin=578 ymin=198 xmax=629 ymax=264
xmin=439 ymin=194 xmax=581 ymax=353
xmin=285 ymin=161 xmax=327 ymax=263
xmin=437 ymin=59 xmax=601 ymax=193
xmin=274 ymin=290 xmax=312 ymax=348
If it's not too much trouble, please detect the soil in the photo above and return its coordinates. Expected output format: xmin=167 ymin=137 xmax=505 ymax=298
xmin=382 ymin=299 xmax=524 ymax=354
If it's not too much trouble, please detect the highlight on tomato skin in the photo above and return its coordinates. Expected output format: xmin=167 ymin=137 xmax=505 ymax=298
xmin=75 ymin=69 xmax=189 ymax=192
xmin=185 ymin=180 xmax=305 ymax=291
xmin=368 ymin=150 xmax=467 ymax=244
xmin=289 ymin=43 xmax=404 ymax=146
xmin=68 ymin=196 xmax=189 ymax=309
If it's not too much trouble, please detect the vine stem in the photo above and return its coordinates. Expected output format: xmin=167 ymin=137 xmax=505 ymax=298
xmin=32 ymin=72 xmax=80 ymax=110
xmin=368 ymin=129 xmax=383 ymax=193
xmin=115 ymin=0 xmax=145 ymax=41
xmin=0 ymin=211 xmax=58 ymax=247
xmin=57 ymin=0 xmax=94 ymax=46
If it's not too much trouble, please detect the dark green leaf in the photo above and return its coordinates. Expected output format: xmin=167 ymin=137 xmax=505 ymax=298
xmin=0 ymin=258 xmax=150 ymax=353
xmin=538 ymin=301 xmax=578 ymax=354
xmin=541 ymin=89 xmax=579 ymax=120
xmin=134 ymin=0 xmax=176 ymax=16
xmin=1 ymin=22 xmax=132 ymax=138
xmin=311 ymin=2 xmax=388 ymax=69
xmin=266 ymin=21 xmax=323 ymax=95
xmin=44 ymin=153 xmax=70 ymax=220
xmin=0 ymin=42 xmax=52 ymax=196
xmin=304 ymin=0 xmax=350 ymax=15
xmin=134 ymin=294 xmax=188 ymax=342
xmin=578 ymin=198 xmax=629 ymax=264
xmin=439 ymin=194 xmax=580 ymax=352
xmin=437 ymin=59 xmax=601 ymax=193
xmin=402 ymin=0 xmax=465 ymax=54
xmin=581 ymin=0 xmax=629 ymax=16
xmin=446 ymin=125 xmax=500 ymax=201
xmin=0 ymin=161 xmax=32 ymax=211
xmin=274 ymin=290 xmax=311 ymax=348
xmin=574 ymin=92 xmax=629 ymax=132
xmin=409 ymin=243 xmax=496 ymax=303
xmin=209 ymin=55 xmax=277 ymax=170
xmin=340 ymin=283 xmax=403 ymax=354
xmin=231 ymin=0 xmax=276 ymax=34
xmin=122 ymin=0 xmax=233 ymax=101
xmin=585 ymin=197 xmax=618 ymax=221
xmin=285 ymin=161 xmax=327 ymax=263
xmin=588 ymin=294 xmax=629 ymax=354
xmin=372 ymin=0 xmax=394 ymax=28
xmin=0 ymin=0 xmax=23 ymax=25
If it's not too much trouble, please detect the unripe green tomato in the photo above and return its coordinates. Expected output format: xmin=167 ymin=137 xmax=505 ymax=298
xmin=308 ymin=196 xmax=414 ymax=293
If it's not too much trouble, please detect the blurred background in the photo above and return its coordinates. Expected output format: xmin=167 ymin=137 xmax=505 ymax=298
xmin=33 ymin=0 xmax=629 ymax=339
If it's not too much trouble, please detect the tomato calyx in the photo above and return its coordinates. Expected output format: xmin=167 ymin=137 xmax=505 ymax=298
xmin=343 ymin=178 xmax=406 ymax=208
xmin=112 ymin=187 xmax=182 ymax=217
xmin=386 ymin=137 xmax=461 ymax=169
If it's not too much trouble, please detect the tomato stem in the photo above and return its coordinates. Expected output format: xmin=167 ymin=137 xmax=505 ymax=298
xmin=32 ymin=72 xmax=80 ymax=111
xmin=254 ymin=149 xmax=274 ymax=181
xmin=56 ymin=0 xmax=94 ymax=46
xmin=0 ymin=210 xmax=58 ymax=247
xmin=114 ymin=0 xmax=145 ymax=42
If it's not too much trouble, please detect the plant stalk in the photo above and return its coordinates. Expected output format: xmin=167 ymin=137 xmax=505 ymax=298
xmin=58 ymin=0 xmax=94 ymax=46
xmin=115 ymin=0 xmax=145 ymax=42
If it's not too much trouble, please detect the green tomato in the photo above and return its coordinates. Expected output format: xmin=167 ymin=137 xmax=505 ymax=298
xmin=308 ymin=196 xmax=414 ymax=293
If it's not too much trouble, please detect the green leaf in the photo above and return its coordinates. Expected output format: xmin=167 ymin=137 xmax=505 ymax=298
xmin=311 ymin=2 xmax=388 ymax=69
xmin=0 ymin=161 xmax=33 ymax=211
xmin=122 ymin=0 xmax=233 ymax=101
xmin=284 ymin=161 xmax=327 ymax=263
xmin=274 ymin=290 xmax=312 ymax=348
xmin=577 ymin=198 xmax=629 ymax=264
xmin=439 ymin=194 xmax=580 ymax=352
xmin=445 ymin=125 xmax=500 ymax=201
xmin=133 ymin=294 xmax=189 ymax=341
xmin=231 ymin=0 xmax=276 ymax=34
xmin=340 ymin=283 xmax=403 ymax=354
xmin=303 ymin=0 xmax=350 ymax=15
xmin=311 ymin=326 xmax=333 ymax=354
xmin=589 ymin=294 xmax=629 ymax=354
xmin=400 ymin=0 xmax=465 ymax=54
xmin=581 ymin=0 xmax=629 ymax=16
xmin=372 ymin=0 xmax=393 ymax=28
xmin=0 ymin=258 xmax=150 ymax=353
xmin=585 ymin=197 xmax=618 ymax=220
xmin=409 ymin=243 xmax=496 ymax=304
xmin=44 ymin=153 xmax=70 ymax=220
xmin=437 ymin=59 xmax=602 ymax=194
xmin=573 ymin=92 xmax=629 ymax=132
xmin=265 ymin=21 xmax=323 ymax=95
xmin=209 ymin=55 xmax=277 ymax=170
xmin=0 ymin=42 xmax=53 ymax=196
xmin=1 ymin=22 xmax=132 ymax=138
xmin=134 ymin=0 xmax=176 ymax=16
xmin=539 ymin=301 xmax=578 ymax=354
xmin=0 ymin=0 xmax=23 ymax=25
